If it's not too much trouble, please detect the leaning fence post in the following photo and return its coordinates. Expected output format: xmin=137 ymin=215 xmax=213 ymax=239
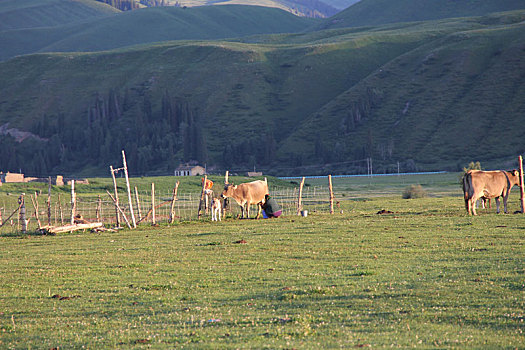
xmin=134 ymin=186 xmax=142 ymax=222
xmin=328 ymin=175 xmax=334 ymax=214
xmin=106 ymin=190 xmax=132 ymax=229
xmin=122 ymin=150 xmax=137 ymax=228
xmin=30 ymin=193 xmax=41 ymax=229
xmin=169 ymin=181 xmax=180 ymax=224
xmin=110 ymin=165 xmax=120 ymax=227
xmin=297 ymin=177 xmax=305 ymax=215
xmin=519 ymin=155 xmax=524 ymax=214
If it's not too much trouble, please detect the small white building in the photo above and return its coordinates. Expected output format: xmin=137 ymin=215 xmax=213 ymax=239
xmin=247 ymin=171 xmax=263 ymax=177
xmin=0 ymin=172 xmax=24 ymax=183
xmin=174 ymin=164 xmax=205 ymax=176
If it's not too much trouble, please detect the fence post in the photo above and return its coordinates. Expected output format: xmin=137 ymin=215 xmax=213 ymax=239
xmin=96 ymin=195 xmax=102 ymax=222
xmin=70 ymin=180 xmax=76 ymax=225
xmin=106 ymin=191 xmax=132 ymax=229
xmin=30 ymin=193 xmax=41 ymax=229
xmin=19 ymin=194 xmax=26 ymax=234
xmin=223 ymin=171 xmax=229 ymax=216
xmin=297 ymin=177 xmax=305 ymax=215
xmin=122 ymin=150 xmax=137 ymax=228
xmin=134 ymin=186 xmax=142 ymax=222
xmin=198 ymin=175 xmax=207 ymax=219
xmin=47 ymin=177 xmax=52 ymax=226
xmin=58 ymin=193 xmax=64 ymax=225
xmin=169 ymin=181 xmax=180 ymax=224
xmin=151 ymin=182 xmax=156 ymax=225
xmin=519 ymin=155 xmax=524 ymax=214
xmin=110 ymin=165 xmax=120 ymax=227
xmin=328 ymin=175 xmax=334 ymax=214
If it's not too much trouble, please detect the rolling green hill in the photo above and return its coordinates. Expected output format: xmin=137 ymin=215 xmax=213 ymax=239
xmin=320 ymin=0 xmax=525 ymax=29
xmin=0 ymin=0 xmax=119 ymax=31
xmin=322 ymin=0 xmax=360 ymax=10
xmin=281 ymin=13 xmax=525 ymax=173
xmin=0 ymin=5 xmax=317 ymax=61
xmin=1 ymin=10 xmax=524 ymax=176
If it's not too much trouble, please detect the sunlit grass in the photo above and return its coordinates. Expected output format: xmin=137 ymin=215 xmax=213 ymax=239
xmin=1 ymin=187 xmax=524 ymax=348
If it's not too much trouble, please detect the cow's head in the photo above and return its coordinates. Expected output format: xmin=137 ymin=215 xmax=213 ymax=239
xmin=221 ymin=183 xmax=237 ymax=198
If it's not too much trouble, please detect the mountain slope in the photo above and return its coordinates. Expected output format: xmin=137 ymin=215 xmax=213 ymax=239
xmin=0 ymin=0 xmax=119 ymax=31
xmin=282 ymin=13 xmax=525 ymax=172
xmin=1 ymin=11 xmax=524 ymax=176
xmin=320 ymin=0 xmax=525 ymax=29
xmin=322 ymin=0 xmax=360 ymax=10
xmin=0 ymin=5 xmax=317 ymax=61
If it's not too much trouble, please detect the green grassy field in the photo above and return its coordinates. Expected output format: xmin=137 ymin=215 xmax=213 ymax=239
xmin=1 ymin=173 xmax=524 ymax=348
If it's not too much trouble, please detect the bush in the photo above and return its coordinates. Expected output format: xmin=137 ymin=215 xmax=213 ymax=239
xmin=463 ymin=161 xmax=482 ymax=173
xmin=459 ymin=161 xmax=482 ymax=183
xmin=402 ymin=184 xmax=427 ymax=199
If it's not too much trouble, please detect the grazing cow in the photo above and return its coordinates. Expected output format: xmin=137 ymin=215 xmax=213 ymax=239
xmin=211 ymin=198 xmax=221 ymax=222
xmin=462 ymin=169 xmax=520 ymax=215
xmin=221 ymin=179 xmax=269 ymax=219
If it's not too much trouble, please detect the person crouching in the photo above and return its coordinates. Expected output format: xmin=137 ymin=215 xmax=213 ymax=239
xmin=261 ymin=194 xmax=282 ymax=218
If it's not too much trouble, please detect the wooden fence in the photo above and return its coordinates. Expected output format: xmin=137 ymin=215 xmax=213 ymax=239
xmin=0 ymin=184 xmax=335 ymax=234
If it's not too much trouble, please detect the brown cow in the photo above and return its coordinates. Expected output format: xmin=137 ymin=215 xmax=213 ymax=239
xmin=462 ymin=169 xmax=520 ymax=215
xmin=221 ymin=179 xmax=269 ymax=219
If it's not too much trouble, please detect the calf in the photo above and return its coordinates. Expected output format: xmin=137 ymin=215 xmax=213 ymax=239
xmin=211 ymin=198 xmax=221 ymax=221
xmin=462 ymin=169 xmax=520 ymax=215
xmin=221 ymin=179 xmax=269 ymax=219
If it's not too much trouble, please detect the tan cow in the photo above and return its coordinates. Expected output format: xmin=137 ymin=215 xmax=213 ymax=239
xmin=462 ymin=169 xmax=520 ymax=215
xmin=221 ymin=179 xmax=269 ymax=219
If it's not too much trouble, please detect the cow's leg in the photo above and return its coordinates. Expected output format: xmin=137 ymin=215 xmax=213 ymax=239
xmin=495 ymin=197 xmax=501 ymax=213
xmin=218 ymin=208 xmax=221 ymax=221
xmin=255 ymin=203 xmax=261 ymax=219
xmin=469 ymin=197 xmax=477 ymax=216
xmin=464 ymin=194 xmax=470 ymax=214
xmin=243 ymin=202 xmax=250 ymax=219
xmin=503 ymin=195 xmax=508 ymax=213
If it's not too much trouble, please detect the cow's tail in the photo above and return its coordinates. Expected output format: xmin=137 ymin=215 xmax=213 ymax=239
xmin=462 ymin=171 xmax=473 ymax=212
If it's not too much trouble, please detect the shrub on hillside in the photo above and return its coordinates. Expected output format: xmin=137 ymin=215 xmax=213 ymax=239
xmin=459 ymin=161 xmax=482 ymax=183
xmin=402 ymin=184 xmax=427 ymax=199
xmin=463 ymin=161 xmax=482 ymax=173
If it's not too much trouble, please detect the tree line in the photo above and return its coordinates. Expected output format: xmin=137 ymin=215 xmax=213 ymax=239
xmin=95 ymin=0 xmax=140 ymax=11
xmin=95 ymin=0 xmax=171 ymax=10
xmin=0 ymin=82 xmax=287 ymax=177
xmin=1 ymin=88 xmax=208 ymax=176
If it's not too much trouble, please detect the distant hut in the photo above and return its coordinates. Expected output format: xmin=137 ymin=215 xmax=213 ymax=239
xmin=247 ymin=171 xmax=263 ymax=177
xmin=0 ymin=172 xmax=25 ymax=183
xmin=174 ymin=164 xmax=206 ymax=176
